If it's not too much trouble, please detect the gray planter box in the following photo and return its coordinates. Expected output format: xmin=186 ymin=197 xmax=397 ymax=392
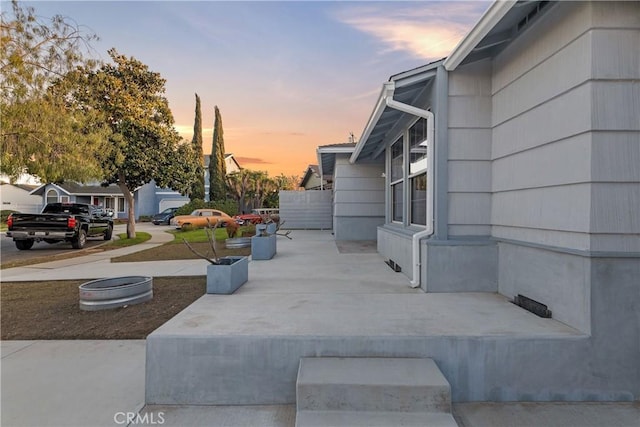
xmin=206 ymin=256 xmax=249 ymax=294
xmin=251 ymin=234 xmax=276 ymax=260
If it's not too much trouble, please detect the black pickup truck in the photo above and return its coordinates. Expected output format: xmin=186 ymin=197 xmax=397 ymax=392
xmin=6 ymin=203 xmax=114 ymax=250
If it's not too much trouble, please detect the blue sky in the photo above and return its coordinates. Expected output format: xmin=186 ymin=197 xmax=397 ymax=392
xmin=17 ymin=1 xmax=490 ymax=177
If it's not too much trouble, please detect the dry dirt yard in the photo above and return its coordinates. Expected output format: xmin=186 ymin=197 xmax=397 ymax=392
xmin=1 ymin=242 xmax=251 ymax=340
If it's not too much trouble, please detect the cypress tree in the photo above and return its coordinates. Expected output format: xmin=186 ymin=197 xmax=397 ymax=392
xmin=190 ymin=93 xmax=205 ymax=200
xmin=208 ymin=105 xmax=227 ymax=201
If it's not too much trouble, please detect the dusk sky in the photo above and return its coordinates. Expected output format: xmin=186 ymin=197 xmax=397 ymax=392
xmin=19 ymin=1 xmax=490 ymax=178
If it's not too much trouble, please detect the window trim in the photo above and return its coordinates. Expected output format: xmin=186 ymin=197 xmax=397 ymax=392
xmin=389 ymin=136 xmax=404 ymax=224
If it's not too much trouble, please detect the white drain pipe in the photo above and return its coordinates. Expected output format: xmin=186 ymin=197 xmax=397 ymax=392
xmin=384 ymin=84 xmax=435 ymax=288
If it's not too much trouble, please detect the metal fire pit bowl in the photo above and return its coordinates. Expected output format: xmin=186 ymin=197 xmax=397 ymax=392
xmin=79 ymin=276 xmax=153 ymax=311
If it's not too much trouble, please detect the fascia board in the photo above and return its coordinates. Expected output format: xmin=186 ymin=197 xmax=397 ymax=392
xmin=443 ymin=0 xmax=516 ymax=71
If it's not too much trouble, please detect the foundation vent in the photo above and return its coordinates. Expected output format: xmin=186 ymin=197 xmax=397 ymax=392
xmin=385 ymin=259 xmax=402 ymax=273
xmin=513 ymin=294 xmax=552 ymax=318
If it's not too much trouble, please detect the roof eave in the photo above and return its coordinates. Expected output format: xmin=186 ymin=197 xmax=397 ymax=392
xmin=443 ymin=0 xmax=516 ymax=71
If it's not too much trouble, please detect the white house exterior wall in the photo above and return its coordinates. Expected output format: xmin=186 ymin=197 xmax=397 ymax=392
xmin=0 ymin=185 xmax=42 ymax=213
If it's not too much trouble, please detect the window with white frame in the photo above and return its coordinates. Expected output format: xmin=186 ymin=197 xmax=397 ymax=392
xmin=117 ymin=197 xmax=125 ymax=212
xmin=60 ymin=195 xmax=70 ymax=203
xmin=409 ymin=118 xmax=428 ymax=226
xmin=104 ymin=197 xmax=115 ymax=210
xmin=46 ymin=189 xmax=58 ymax=205
xmin=390 ymin=136 xmax=404 ymax=223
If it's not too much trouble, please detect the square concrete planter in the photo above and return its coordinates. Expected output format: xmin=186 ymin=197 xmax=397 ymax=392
xmin=206 ymin=256 xmax=249 ymax=294
xmin=251 ymin=234 xmax=276 ymax=260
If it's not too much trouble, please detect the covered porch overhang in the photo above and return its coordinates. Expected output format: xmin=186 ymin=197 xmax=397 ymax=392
xmin=316 ymin=143 xmax=356 ymax=179
xmin=350 ymin=60 xmax=441 ymax=165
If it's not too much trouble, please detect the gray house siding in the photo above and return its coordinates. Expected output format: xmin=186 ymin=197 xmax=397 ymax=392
xmin=490 ymin=1 xmax=639 ymax=334
xmin=332 ymin=156 xmax=384 ymax=240
xmin=448 ymin=58 xmax=493 ymax=238
xmin=279 ymin=190 xmax=332 ymax=230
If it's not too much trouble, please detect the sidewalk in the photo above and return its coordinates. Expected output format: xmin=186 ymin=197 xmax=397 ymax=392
xmin=1 ymin=227 xmax=638 ymax=427
xmin=1 ymin=223 xmax=208 ymax=282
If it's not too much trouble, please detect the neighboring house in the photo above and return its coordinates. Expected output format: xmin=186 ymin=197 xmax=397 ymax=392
xmin=203 ymin=153 xmax=242 ymax=200
xmin=319 ymin=0 xmax=639 ymax=400
xmin=30 ymin=182 xmax=129 ymax=218
xmin=0 ymin=183 xmax=42 ymax=213
xmin=28 ymin=153 xmax=243 ymax=219
xmin=298 ymin=165 xmax=329 ymax=190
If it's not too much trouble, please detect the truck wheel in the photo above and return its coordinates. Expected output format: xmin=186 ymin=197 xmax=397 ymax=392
xmin=15 ymin=240 xmax=34 ymax=250
xmin=72 ymin=229 xmax=87 ymax=249
xmin=104 ymin=224 xmax=113 ymax=241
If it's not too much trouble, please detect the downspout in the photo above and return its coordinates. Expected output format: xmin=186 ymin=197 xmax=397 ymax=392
xmin=384 ymin=82 xmax=435 ymax=288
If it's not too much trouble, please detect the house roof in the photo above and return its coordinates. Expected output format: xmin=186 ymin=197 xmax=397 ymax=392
xmin=444 ymin=0 xmax=553 ymax=71
xmin=299 ymin=165 xmax=320 ymax=188
xmin=0 ymin=182 xmax=39 ymax=192
xmin=30 ymin=182 xmax=124 ymax=196
xmin=317 ymin=143 xmax=356 ymax=177
xmin=351 ymin=0 xmax=554 ymax=163
xmin=350 ymin=60 xmax=441 ymax=163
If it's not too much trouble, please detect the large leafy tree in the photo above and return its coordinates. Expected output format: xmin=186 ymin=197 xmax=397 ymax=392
xmin=226 ymin=169 xmax=253 ymax=214
xmin=208 ymin=105 xmax=227 ymax=201
xmin=68 ymin=48 xmax=198 ymax=238
xmin=1 ymin=0 xmax=106 ymax=182
xmin=189 ymin=93 xmax=205 ymax=200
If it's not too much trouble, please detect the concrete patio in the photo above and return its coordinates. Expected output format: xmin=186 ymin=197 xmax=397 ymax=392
xmin=145 ymin=230 xmax=600 ymax=409
xmin=3 ymin=228 xmax=638 ymax=426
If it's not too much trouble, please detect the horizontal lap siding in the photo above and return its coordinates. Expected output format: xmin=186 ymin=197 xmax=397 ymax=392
xmin=333 ymin=157 xmax=384 ymax=240
xmin=588 ymin=2 xmax=640 ymax=252
xmin=279 ymin=190 xmax=332 ymax=230
xmin=448 ymin=59 xmax=493 ymax=237
xmin=491 ymin=1 xmax=595 ymax=251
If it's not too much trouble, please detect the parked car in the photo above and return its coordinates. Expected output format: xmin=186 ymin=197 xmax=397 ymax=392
xmin=233 ymin=208 xmax=280 ymax=225
xmin=152 ymin=207 xmax=179 ymax=225
xmin=233 ymin=213 xmax=263 ymax=225
xmin=170 ymin=209 xmax=233 ymax=229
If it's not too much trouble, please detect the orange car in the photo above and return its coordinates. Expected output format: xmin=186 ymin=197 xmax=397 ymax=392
xmin=170 ymin=209 xmax=233 ymax=229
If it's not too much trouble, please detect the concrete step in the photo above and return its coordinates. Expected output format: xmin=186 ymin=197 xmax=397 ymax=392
xmin=296 ymin=358 xmax=452 ymax=413
xmin=295 ymin=410 xmax=459 ymax=427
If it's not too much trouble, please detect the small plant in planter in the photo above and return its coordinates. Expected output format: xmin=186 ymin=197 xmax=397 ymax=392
xmin=251 ymin=223 xmax=277 ymax=260
xmin=182 ymin=219 xmax=248 ymax=294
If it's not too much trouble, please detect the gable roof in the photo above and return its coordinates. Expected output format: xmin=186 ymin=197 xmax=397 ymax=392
xmin=30 ymin=182 xmax=124 ymax=196
xmin=299 ymin=165 xmax=321 ymax=188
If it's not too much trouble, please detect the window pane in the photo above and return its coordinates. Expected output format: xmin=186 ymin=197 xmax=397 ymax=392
xmin=391 ymin=137 xmax=403 ymax=182
xmin=411 ymin=173 xmax=427 ymax=225
xmin=409 ymin=118 xmax=428 ymax=174
xmin=118 ymin=197 xmax=125 ymax=212
xmin=46 ymin=190 xmax=57 ymax=205
xmin=392 ymin=182 xmax=403 ymax=222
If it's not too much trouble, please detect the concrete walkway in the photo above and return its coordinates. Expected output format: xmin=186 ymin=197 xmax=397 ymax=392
xmin=1 ymin=225 xmax=638 ymax=426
